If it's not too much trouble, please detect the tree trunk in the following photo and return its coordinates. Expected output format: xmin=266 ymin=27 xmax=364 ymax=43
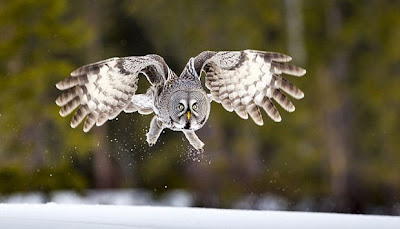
xmin=284 ymin=0 xmax=307 ymax=65
xmin=85 ymin=0 xmax=115 ymax=189
xmin=321 ymin=1 xmax=354 ymax=212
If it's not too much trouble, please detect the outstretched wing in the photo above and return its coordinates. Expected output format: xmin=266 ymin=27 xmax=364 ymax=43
xmin=194 ymin=50 xmax=306 ymax=125
xmin=55 ymin=54 xmax=170 ymax=132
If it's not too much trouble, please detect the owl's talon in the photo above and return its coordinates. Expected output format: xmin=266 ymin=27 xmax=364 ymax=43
xmin=146 ymin=132 xmax=156 ymax=146
xmin=147 ymin=138 xmax=156 ymax=147
xmin=183 ymin=130 xmax=205 ymax=152
xmin=196 ymin=147 xmax=204 ymax=154
xmin=147 ymin=141 xmax=155 ymax=147
xmin=193 ymin=142 xmax=204 ymax=152
xmin=146 ymin=117 xmax=163 ymax=147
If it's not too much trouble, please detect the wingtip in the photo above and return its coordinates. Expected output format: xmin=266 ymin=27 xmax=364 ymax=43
xmin=70 ymin=70 xmax=78 ymax=77
xmin=70 ymin=122 xmax=78 ymax=129
xmin=281 ymin=54 xmax=292 ymax=62
xmin=297 ymin=91 xmax=305 ymax=99
xmin=291 ymin=90 xmax=305 ymax=100
xmin=83 ymin=123 xmax=94 ymax=133
xmin=59 ymin=109 xmax=68 ymax=117
xmin=55 ymin=98 xmax=62 ymax=106
xmin=300 ymin=68 xmax=307 ymax=76
xmin=292 ymin=68 xmax=306 ymax=77
xmin=55 ymin=82 xmax=63 ymax=90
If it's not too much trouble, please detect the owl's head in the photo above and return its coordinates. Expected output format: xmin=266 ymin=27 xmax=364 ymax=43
xmin=168 ymin=89 xmax=210 ymax=131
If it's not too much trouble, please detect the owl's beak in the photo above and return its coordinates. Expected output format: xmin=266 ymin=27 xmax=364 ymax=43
xmin=186 ymin=111 xmax=191 ymax=120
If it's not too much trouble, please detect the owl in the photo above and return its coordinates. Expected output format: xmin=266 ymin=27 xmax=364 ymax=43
xmin=55 ymin=50 xmax=306 ymax=151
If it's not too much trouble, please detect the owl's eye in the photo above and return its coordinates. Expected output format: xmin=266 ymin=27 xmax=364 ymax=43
xmin=178 ymin=103 xmax=185 ymax=111
xmin=192 ymin=103 xmax=198 ymax=110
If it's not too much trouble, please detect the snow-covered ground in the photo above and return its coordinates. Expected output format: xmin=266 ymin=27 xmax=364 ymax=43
xmin=2 ymin=189 xmax=400 ymax=214
xmin=0 ymin=203 xmax=399 ymax=229
xmin=1 ymin=190 xmax=399 ymax=228
xmin=0 ymin=189 xmax=293 ymax=210
xmin=1 ymin=189 xmax=193 ymax=207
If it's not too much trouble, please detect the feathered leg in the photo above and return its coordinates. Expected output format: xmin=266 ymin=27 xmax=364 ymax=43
xmin=146 ymin=116 xmax=164 ymax=146
xmin=183 ymin=130 xmax=204 ymax=151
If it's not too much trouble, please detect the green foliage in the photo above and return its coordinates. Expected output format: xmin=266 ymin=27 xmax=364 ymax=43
xmin=0 ymin=164 xmax=87 ymax=194
xmin=125 ymin=0 xmax=286 ymax=64
xmin=0 ymin=0 xmax=94 ymax=192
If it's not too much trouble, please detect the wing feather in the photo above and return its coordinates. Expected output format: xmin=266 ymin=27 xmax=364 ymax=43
xmin=195 ymin=49 xmax=305 ymax=125
xmin=271 ymin=89 xmax=295 ymax=112
xmin=71 ymin=105 xmax=89 ymax=128
xmin=246 ymin=102 xmax=264 ymax=126
xmin=56 ymin=55 xmax=170 ymax=131
xmin=261 ymin=97 xmax=281 ymax=122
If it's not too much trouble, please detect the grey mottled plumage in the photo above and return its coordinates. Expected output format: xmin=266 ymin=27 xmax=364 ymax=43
xmin=55 ymin=50 xmax=306 ymax=151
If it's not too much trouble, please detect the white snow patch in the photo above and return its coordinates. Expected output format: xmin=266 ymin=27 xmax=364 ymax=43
xmin=0 ymin=204 xmax=399 ymax=229
xmin=1 ymin=189 xmax=193 ymax=207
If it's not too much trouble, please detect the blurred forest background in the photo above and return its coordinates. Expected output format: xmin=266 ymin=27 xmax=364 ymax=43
xmin=0 ymin=0 xmax=399 ymax=215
